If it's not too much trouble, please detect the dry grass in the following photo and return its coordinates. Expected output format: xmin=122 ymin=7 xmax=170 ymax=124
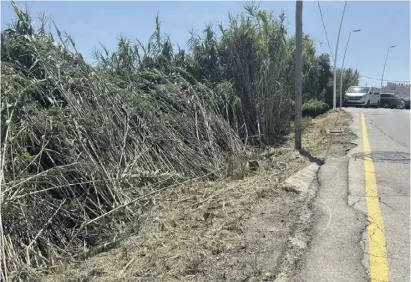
xmin=39 ymin=110 xmax=356 ymax=282
xmin=41 ymin=170 xmax=288 ymax=282
xmin=302 ymin=110 xmax=357 ymax=157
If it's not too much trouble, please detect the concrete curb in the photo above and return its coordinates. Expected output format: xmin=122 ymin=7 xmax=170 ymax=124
xmin=280 ymin=163 xmax=320 ymax=197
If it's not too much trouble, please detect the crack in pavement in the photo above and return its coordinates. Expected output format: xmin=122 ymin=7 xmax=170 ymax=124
xmin=363 ymin=251 xmax=405 ymax=262
xmin=350 ymin=192 xmax=408 ymax=198
xmin=349 ymin=196 xmax=363 ymax=208
xmin=368 ymin=118 xmax=409 ymax=149
xmin=379 ymin=199 xmax=409 ymax=218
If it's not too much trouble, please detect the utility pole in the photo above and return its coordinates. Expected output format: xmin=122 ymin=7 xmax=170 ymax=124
xmin=332 ymin=0 xmax=348 ymax=110
xmin=295 ymin=0 xmax=303 ymax=150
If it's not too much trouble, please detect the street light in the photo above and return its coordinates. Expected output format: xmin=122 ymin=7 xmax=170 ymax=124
xmin=381 ymin=44 xmax=398 ymax=91
xmin=332 ymin=0 xmax=348 ymax=110
xmin=339 ymin=29 xmax=361 ymax=108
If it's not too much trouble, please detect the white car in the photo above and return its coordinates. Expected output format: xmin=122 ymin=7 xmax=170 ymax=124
xmin=344 ymin=86 xmax=381 ymax=107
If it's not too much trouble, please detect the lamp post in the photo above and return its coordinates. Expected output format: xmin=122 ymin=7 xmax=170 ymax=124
xmin=332 ymin=0 xmax=348 ymax=110
xmin=339 ymin=29 xmax=360 ymax=108
xmin=381 ymin=44 xmax=398 ymax=91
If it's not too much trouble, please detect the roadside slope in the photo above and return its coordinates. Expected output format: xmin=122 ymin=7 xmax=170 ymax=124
xmin=40 ymin=111 xmax=356 ymax=282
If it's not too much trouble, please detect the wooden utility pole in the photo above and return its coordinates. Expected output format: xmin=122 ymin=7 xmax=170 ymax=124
xmin=295 ymin=0 xmax=303 ymax=150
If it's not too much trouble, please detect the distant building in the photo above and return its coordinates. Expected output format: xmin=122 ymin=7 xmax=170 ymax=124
xmin=382 ymin=82 xmax=410 ymax=98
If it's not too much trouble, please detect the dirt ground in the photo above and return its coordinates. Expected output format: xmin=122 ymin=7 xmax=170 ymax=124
xmin=39 ymin=110 xmax=356 ymax=282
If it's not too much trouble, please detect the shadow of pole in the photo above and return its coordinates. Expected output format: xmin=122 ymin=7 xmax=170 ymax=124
xmin=299 ymin=149 xmax=325 ymax=166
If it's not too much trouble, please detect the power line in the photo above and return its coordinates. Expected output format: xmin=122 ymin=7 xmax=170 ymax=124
xmin=317 ymin=1 xmax=334 ymax=59
xmin=360 ymin=75 xmax=411 ymax=83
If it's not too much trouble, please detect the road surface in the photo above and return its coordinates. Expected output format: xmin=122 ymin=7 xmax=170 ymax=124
xmin=296 ymin=108 xmax=410 ymax=282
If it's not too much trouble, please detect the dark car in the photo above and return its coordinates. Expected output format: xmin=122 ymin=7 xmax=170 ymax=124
xmin=379 ymin=93 xmax=402 ymax=109
xmin=401 ymin=97 xmax=410 ymax=109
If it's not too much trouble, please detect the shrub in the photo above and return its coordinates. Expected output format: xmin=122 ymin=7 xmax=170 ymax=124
xmin=302 ymin=99 xmax=329 ymax=117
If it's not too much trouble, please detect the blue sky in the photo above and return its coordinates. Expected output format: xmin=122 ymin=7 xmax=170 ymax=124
xmin=1 ymin=1 xmax=410 ymax=86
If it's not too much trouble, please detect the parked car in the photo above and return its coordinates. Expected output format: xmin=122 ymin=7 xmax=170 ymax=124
xmin=397 ymin=99 xmax=405 ymax=109
xmin=379 ymin=93 xmax=402 ymax=109
xmin=401 ymin=97 xmax=410 ymax=109
xmin=344 ymin=86 xmax=380 ymax=107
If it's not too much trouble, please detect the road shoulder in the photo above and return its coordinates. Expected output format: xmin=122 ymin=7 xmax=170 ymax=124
xmin=278 ymin=109 xmax=370 ymax=282
xmin=294 ymin=156 xmax=368 ymax=282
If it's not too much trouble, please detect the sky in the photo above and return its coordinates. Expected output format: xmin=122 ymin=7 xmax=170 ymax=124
xmin=1 ymin=1 xmax=410 ymax=87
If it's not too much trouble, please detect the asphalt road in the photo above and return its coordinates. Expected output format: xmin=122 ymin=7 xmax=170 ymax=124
xmin=296 ymin=107 xmax=410 ymax=282
xmin=349 ymin=107 xmax=410 ymax=282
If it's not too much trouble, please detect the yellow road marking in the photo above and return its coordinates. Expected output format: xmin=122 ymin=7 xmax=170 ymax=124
xmin=361 ymin=112 xmax=390 ymax=281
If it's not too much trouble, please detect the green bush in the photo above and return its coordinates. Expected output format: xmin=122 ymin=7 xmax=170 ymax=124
xmin=302 ymin=99 xmax=329 ymax=117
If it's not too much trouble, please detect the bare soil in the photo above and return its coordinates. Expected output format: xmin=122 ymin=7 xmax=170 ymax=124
xmin=39 ymin=110 xmax=356 ymax=282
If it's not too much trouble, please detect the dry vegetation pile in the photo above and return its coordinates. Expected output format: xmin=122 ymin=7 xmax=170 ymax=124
xmin=1 ymin=5 xmax=241 ymax=279
xmin=40 ymin=150 xmax=306 ymax=282
xmin=40 ymin=111 xmax=356 ymax=282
